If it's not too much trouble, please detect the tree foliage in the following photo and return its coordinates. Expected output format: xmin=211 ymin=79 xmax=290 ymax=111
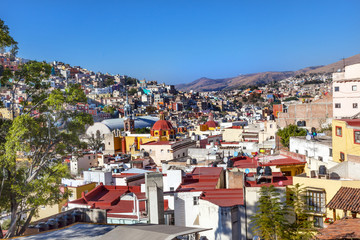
xmin=286 ymin=184 xmax=316 ymax=239
xmin=124 ymin=76 xmax=138 ymax=86
xmin=0 ymin=19 xmax=18 ymax=58
xmin=251 ymin=185 xmax=316 ymax=240
xmin=87 ymin=130 xmax=104 ymax=152
xmin=251 ymin=185 xmax=289 ymax=239
xmin=277 ymin=125 xmax=307 ymax=148
xmin=0 ymin=18 xmax=93 ymax=238
xmin=103 ymin=105 xmax=115 ymax=114
xmin=128 ymin=88 xmax=137 ymax=96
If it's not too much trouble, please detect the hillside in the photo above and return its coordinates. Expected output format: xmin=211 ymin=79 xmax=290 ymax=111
xmin=177 ymin=53 xmax=360 ymax=92
xmin=307 ymin=54 xmax=360 ymax=74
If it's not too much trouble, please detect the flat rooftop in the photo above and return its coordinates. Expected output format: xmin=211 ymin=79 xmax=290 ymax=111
xmin=15 ymin=223 xmax=117 ymax=240
xmin=15 ymin=223 xmax=210 ymax=240
xmin=291 ymin=135 xmax=332 ymax=147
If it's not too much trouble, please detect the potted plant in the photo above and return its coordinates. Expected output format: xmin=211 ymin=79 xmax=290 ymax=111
xmin=323 ymin=217 xmax=334 ymax=228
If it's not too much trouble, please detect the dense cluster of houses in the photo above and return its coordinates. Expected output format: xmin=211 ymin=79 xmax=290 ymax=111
xmin=2 ymin=53 xmax=360 ymax=239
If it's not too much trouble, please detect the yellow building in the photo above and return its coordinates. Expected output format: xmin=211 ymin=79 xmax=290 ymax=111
xmin=104 ymin=113 xmax=176 ymax=155
xmin=293 ymin=175 xmax=360 ymax=227
xmin=32 ymin=182 xmax=96 ymax=221
xmin=0 ymin=108 xmax=20 ymax=120
xmin=150 ymin=112 xmax=176 ymax=140
xmin=332 ymin=119 xmax=360 ymax=162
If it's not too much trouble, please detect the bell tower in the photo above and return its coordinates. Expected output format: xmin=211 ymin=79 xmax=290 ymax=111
xmin=124 ymin=90 xmax=135 ymax=133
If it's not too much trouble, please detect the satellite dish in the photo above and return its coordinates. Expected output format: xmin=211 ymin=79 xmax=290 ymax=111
xmin=234 ymin=151 xmax=238 ymax=157
xmin=245 ymin=168 xmax=250 ymax=174
xmin=306 ymin=135 xmax=311 ymax=141
xmin=224 ymin=157 xmax=229 ymax=163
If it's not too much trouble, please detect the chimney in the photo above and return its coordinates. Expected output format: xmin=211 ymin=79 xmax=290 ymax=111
xmin=145 ymin=172 xmax=165 ymax=224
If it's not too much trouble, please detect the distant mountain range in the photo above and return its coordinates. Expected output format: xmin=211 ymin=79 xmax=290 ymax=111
xmin=176 ymin=53 xmax=360 ymax=92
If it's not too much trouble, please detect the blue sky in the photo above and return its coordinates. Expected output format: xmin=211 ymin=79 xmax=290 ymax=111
xmin=2 ymin=0 xmax=360 ymax=84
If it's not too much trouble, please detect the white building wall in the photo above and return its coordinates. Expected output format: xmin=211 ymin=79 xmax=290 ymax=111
xmin=163 ymin=170 xmax=182 ymax=192
xmin=290 ymin=137 xmax=332 ymax=163
xmin=198 ymin=200 xmax=234 ymax=240
xmin=333 ymin=63 xmax=360 ymax=119
xmin=83 ymin=171 xmax=113 ymax=185
xmin=70 ymin=154 xmax=98 ymax=175
xmin=174 ymin=191 xmax=202 ymax=227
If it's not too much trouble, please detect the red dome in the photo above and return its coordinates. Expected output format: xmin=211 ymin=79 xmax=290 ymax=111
xmin=205 ymin=120 xmax=218 ymax=128
xmin=152 ymin=120 xmax=174 ymax=131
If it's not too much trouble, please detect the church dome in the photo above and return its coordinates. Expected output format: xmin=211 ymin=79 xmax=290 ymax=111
xmin=205 ymin=113 xmax=218 ymax=128
xmin=152 ymin=120 xmax=174 ymax=131
xmin=151 ymin=112 xmax=174 ymax=131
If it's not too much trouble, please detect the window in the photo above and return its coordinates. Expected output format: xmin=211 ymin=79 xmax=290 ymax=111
xmin=243 ymin=146 xmax=246 ymax=150
xmin=318 ymin=156 xmax=323 ymax=162
xmin=353 ymin=103 xmax=358 ymax=109
xmin=314 ymin=216 xmax=324 ymax=228
xmin=336 ymin=127 xmax=342 ymax=137
xmin=270 ymin=124 xmax=273 ymax=128
xmin=353 ymin=85 xmax=357 ymax=91
xmin=193 ymin=196 xmax=199 ymax=205
xmin=329 ymin=148 xmax=332 ymax=157
xmin=296 ymin=150 xmax=299 ymax=154
xmin=305 ymin=150 xmax=308 ymax=157
xmin=170 ymin=187 xmax=174 ymax=191
xmin=334 ymin=86 xmax=339 ymax=92
xmin=88 ymin=156 xmax=91 ymax=159
xmin=355 ymin=131 xmax=360 ymax=144
xmin=108 ymin=142 xmax=111 ymax=145
xmin=307 ymin=190 xmax=326 ymax=214
xmin=335 ymin=103 xmax=341 ymax=108
xmin=161 ymin=149 xmax=164 ymax=152
xmin=340 ymin=152 xmax=345 ymax=161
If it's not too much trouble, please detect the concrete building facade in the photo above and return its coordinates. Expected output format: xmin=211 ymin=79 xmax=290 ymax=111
xmin=333 ymin=63 xmax=360 ymax=119
xmin=277 ymin=94 xmax=333 ymax=130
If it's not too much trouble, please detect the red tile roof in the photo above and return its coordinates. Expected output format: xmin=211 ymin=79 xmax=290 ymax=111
xmin=151 ymin=119 xmax=174 ymax=131
xmin=316 ymin=218 xmax=360 ymax=239
xmin=231 ymin=156 xmax=259 ymax=169
xmin=326 ymin=187 xmax=360 ymax=212
xmin=141 ymin=141 xmax=171 ymax=145
xmin=177 ymin=167 xmax=223 ymax=192
xmin=259 ymin=155 xmax=306 ymax=167
xmin=339 ymin=119 xmax=360 ymax=128
xmin=200 ymin=189 xmax=244 ymax=207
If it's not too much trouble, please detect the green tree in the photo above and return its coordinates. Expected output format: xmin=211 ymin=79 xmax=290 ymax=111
xmin=124 ymin=76 xmax=138 ymax=86
xmin=103 ymin=105 xmax=115 ymax=114
xmin=134 ymin=127 xmax=151 ymax=134
xmin=277 ymin=125 xmax=307 ymax=148
xmin=128 ymin=88 xmax=137 ymax=96
xmin=87 ymin=130 xmax=105 ymax=152
xmin=104 ymin=77 xmax=114 ymax=86
xmin=286 ymin=183 xmax=316 ymax=239
xmin=0 ymin=19 xmax=93 ymax=238
xmin=251 ymin=185 xmax=316 ymax=240
xmin=251 ymin=185 xmax=289 ymax=240
xmin=0 ymin=19 xmax=17 ymax=57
